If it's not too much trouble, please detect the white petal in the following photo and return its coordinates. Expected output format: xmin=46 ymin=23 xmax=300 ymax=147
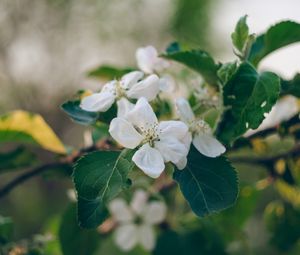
xmin=143 ymin=201 xmax=167 ymax=224
xmin=181 ymin=132 xmax=192 ymax=151
xmin=127 ymin=74 xmax=160 ymax=101
xmin=130 ymin=189 xmax=149 ymax=216
xmin=126 ymin=97 xmax=158 ymax=130
xmin=159 ymin=75 xmax=175 ymax=93
xmin=136 ymin=46 xmax=158 ymax=73
xmin=132 ymin=144 xmax=165 ymax=178
xmin=102 ymin=80 xmax=117 ymax=93
xmin=193 ymin=133 xmax=226 ymax=157
xmin=115 ymin=224 xmax=138 ymax=251
xmin=159 ymin=120 xmax=189 ymax=140
xmin=108 ymin=198 xmax=133 ymax=223
xmin=138 ymin=224 xmax=155 ymax=251
xmin=121 ymin=71 xmax=144 ymax=89
xmin=80 ymin=92 xmax=115 ymax=112
xmin=109 ymin=118 xmax=143 ymax=149
xmin=175 ymin=156 xmax=187 ymax=170
xmin=117 ymin=98 xmax=134 ymax=118
xmin=175 ymin=98 xmax=195 ymax=123
xmin=155 ymin=137 xmax=188 ymax=164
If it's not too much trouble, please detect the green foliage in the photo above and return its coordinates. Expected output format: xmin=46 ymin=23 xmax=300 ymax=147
xmin=73 ymin=149 xmax=135 ymax=228
xmin=231 ymin=15 xmax=249 ymax=53
xmin=0 ymin=147 xmax=37 ymax=173
xmin=217 ymin=62 xmax=237 ymax=85
xmin=162 ymin=49 xmax=219 ymax=86
xmin=59 ymin=203 xmax=100 ymax=255
xmin=248 ymin=21 xmax=300 ymax=66
xmin=265 ymin=202 xmax=300 ymax=251
xmin=173 ymin=146 xmax=238 ymax=217
xmin=0 ymin=216 xmax=14 ymax=245
xmin=218 ymin=62 xmax=280 ymax=144
xmin=88 ymin=65 xmax=135 ymax=80
xmin=61 ymin=100 xmax=99 ymax=125
xmin=281 ymin=73 xmax=300 ymax=97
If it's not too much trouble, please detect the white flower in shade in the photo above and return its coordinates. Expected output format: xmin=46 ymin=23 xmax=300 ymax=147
xmin=136 ymin=46 xmax=174 ymax=92
xmin=136 ymin=46 xmax=169 ymax=74
xmin=109 ymin=97 xmax=190 ymax=178
xmin=80 ymin=71 xmax=160 ymax=113
xmin=109 ymin=189 xmax=167 ymax=252
xmin=176 ymin=98 xmax=226 ymax=157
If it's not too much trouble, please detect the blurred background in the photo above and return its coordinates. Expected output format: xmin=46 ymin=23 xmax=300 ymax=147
xmin=1 ymin=0 xmax=300 ymax=254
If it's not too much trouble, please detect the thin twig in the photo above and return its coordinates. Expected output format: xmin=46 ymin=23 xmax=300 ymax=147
xmin=0 ymin=162 xmax=69 ymax=199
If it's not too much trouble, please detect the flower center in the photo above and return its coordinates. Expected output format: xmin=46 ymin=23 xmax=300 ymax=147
xmin=189 ymin=119 xmax=211 ymax=135
xmin=115 ymin=81 xmax=127 ymax=99
xmin=136 ymin=123 xmax=160 ymax=147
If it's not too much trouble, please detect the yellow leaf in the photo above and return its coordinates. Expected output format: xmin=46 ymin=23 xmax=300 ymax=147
xmin=0 ymin=110 xmax=66 ymax=154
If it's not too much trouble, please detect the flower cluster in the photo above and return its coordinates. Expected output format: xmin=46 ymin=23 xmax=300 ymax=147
xmin=80 ymin=46 xmax=226 ymax=178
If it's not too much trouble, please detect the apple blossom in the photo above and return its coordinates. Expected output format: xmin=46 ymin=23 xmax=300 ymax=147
xmin=176 ymin=98 xmax=226 ymax=157
xmin=80 ymin=71 xmax=160 ymax=113
xmin=109 ymin=97 xmax=190 ymax=178
xmin=108 ymin=189 xmax=166 ymax=252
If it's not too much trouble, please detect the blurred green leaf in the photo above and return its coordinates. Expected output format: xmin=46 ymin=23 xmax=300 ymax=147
xmin=248 ymin=21 xmax=300 ymax=66
xmin=59 ymin=203 xmax=100 ymax=255
xmin=73 ymin=149 xmax=135 ymax=228
xmin=281 ymin=73 xmax=300 ymax=97
xmin=88 ymin=65 xmax=134 ymax=80
xmin=92 ymin=123 xmax=110 ymax=143
xmin=61 ymin=100 xmax=99 ymax=125
xmin=173 ymin=146 xmax=238 ymax=217
xmin=217 ymin=62 xmax=237 ymax=85
xmin=162 ymin=50 xmax=219 ymax=86
xmin=0 ymin=216 xmax=14 ymax=245
xmin=0 ymin=147 xmax=37 ymax=174
xmin=231 ymin=15 xmax=249 ymax=53
xmin=217 ymin=62 xmax=280 ymax=145
xmin=265 ymin=201 xmax=300 ymax=251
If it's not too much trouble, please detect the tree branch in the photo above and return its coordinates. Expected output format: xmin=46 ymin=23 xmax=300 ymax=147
xmin=0 ymin=162 xmax=70 ymax=199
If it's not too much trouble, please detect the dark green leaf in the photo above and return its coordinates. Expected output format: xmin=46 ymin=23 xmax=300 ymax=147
xmin=217 ymin=62 xmax=238 ymax=85
xmin=154 ymin=230 xmax=183 ymax=255
xmin=61 ymin=100 xmax=99 ymax=125
xmin=0 ymin=147 xmax=37 ymax=173
xmin=281 ymin=73 xmax=300 ymax=97
xmin=248 ymin=21 xmax=300 ymax=66
xmin=59 ymin=203 xmax=100 ymax=255
xmin=231 ymin=15 xmax=249 ymax=52
xmin=0 ymin=216 xmax=13 ymax=245
xmin=73 ymin=149 xmax=135 ymax=228
xmin=174 ymin=146 xmax=238 ymax=217
xmin=217 ymin=62 xmax=280 ymax=145
xmin=88 ymin=65 xmax=135 ymax=80
xmin=162 ymin=50 xmax=219 ymax=86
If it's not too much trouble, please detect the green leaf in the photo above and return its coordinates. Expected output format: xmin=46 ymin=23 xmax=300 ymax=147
xmin=0 ymin=216 xmax=13 ymax=245
xmin=173 ymin=146 xmax=238 ymax=217
xmin=59 ymin=203 xmax=100 ymax=255
xmin=281 ymin=73 xmax=300 ymax=97
xmin=88 ymin=65 xmax=135 ymax=80
xmin=61 ymin=100 xmax=99 ymax=125
xmin=248 ymin=21 xmax=300 ymax=66
xmin=0 ymin=147 xmax=37 ymax=173
xmin=217 ymin=62 xmax=280 ymax=145
xmin=231 ymin=15 xmax=249 ymax=52
xmin=73 ymin=149 xmax=135 ymax=228
xmin=217 ymin=62 xmax=238 ymax=85
xmin=162 ymin=50 xmax=219 ymax=86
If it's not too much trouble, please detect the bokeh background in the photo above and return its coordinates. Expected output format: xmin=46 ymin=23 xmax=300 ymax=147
xmin=1 ymin=0 xmax=300 ymax=254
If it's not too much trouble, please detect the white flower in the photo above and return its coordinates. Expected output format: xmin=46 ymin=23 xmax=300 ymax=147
xmin=136 ymin=46 xmax=174 ymax=93
xmin=109 ymin=97 xmax=190 ymax=178
xmin=136 ymin=46 xmax=169 ymax=74
xmin=176 ymin=98 xmax=226 ymax=157
xmin=109 ymin=190 xmax=167 ymax=252
xmin=80 ymin=71 xmax=160 ymax=113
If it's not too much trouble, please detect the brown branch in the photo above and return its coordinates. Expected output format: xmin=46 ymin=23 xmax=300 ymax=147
xmin=0 ymin=162 xmax=70 ymax=199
